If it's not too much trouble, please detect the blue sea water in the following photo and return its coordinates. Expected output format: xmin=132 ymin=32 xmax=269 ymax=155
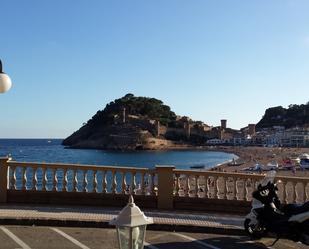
xmin=0 ymin=139 xmax=237 ymax=191
xmin=0 ymin=139 xmax=235 ymax=169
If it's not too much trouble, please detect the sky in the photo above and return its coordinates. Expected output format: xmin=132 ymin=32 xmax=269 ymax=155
xmin=1 ymin=0 xmax=309 ymax=138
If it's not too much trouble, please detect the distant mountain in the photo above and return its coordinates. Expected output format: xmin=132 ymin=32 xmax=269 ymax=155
xmin=256 ymin=102 xmax=309 ymax=129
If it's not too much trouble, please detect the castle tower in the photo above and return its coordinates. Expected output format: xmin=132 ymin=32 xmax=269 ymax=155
xmin=248 ymin=124 xmax=256 ymax=135
xmin=221 ymin=119 xmax=227 ymax=129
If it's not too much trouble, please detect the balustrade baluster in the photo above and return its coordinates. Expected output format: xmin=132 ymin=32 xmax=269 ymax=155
xmin=131 ymin=172 xmax=136 ymax=195
xmin=41 ymin=168 xmax=46 ymax=191
xmin=121 ymin=172 xmax=126 ymax=194
xmin=21 ymin=168 xmax=26 ymax=190
xmin=205 ymin=176 xmax=210 ymax=198
xmin=150 ymin=173 xmax=155 ymax=196
xmin=93 ymin=170 xmax=97 ymax=193
xmin=306 ymin=183 xmax=309 ymax=201
xmin=241 ymin=178 xmax=246 ymax=200
xmin=83 ymin=170 xmax=87 ymax=192
xmin=112 ymin=171 xmax=117 ymax=194
xmin=245 ymin=179 xmax=250 ymax=201
xmin=222 ymin=177 xmax=227 ymax=200
xmin=72 ymin=170 xmax=77 ymax=192
xmin=9 ymin=166 xmax=16 ymax=190
xmin=140 ymin=172 xmax=145 ymax=195
xmin=62 ymin=168 xmax=67 ymax=192
xmin=292 ymin=182 xmax=297 ymax=203
xmin=56 ymin=169 xmax=62 ymax=191
xmin=282 ymin=181 xmax=287 ymax=204
xmin=51 ymin=168 xmax=56 ymax=191
xmin=102 ymin=171 xmax=107 ymax=194
xmin=235 ymin=178 xmax=240 ymax=200
xmin=184 ymin=175 xmax=190 ymax=197
xmin=194 ymin=175 xmax=199 ymax=198
xmin=232 ymin=177 xmax=237 ymax=200
xmin=31 ymin=167 xmax=36 ymax=190
xmin=34 ymin=168 xmax=39 ymax=190
xmin=213 ymin=176 xmax=218 ymax=199
xmin=175 ymin=174 xmax=180 ymax=197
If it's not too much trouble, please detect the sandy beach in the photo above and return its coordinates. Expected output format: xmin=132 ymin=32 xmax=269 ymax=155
xmin=209 ymin=146 xmax=309 ymax=177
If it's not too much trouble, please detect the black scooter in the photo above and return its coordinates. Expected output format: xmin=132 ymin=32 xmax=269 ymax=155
xmin=244 ymin=171 xmax=309 ymax=245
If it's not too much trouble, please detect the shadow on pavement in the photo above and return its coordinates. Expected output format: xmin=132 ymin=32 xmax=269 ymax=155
xmin=146 ymin=236 xmax=268 ymax=249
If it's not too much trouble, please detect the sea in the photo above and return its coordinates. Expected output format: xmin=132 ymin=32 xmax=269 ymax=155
xmin=0 ymin=139 xmax=236 ymax=170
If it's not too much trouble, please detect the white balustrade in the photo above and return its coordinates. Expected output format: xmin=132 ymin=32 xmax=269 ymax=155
xmin=6 ymin=161 xmax=156 ymax=197
xmin=3 ymin=160 xmax=308 ymax=206
xmin=172 ymin=169 xmax=309 ymax=204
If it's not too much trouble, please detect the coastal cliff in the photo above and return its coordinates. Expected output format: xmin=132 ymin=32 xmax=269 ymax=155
xmin=62 ymin=94 xmax=212 ymax=150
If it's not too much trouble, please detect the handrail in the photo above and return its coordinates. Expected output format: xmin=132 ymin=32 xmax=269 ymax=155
xmin=7 ymin=161 xmax=153 ymax=173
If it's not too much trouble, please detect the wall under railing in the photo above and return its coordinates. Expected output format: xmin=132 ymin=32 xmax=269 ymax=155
xmin=0 ymin=157 xmax=308 ymax=214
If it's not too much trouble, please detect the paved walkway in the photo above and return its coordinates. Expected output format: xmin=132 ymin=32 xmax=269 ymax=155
xmin=0 ymin=204 xmax=244 ymax=234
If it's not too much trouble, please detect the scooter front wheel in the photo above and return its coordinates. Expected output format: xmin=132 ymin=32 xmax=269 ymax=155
xmin=244 ymin=218 xmax=266 ymax=239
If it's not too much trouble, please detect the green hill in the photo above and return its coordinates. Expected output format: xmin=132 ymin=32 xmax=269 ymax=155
xmin=62 ymin=94 xmax=177 ymax=149
xmin=256 ymin=102 xmax=309 ymax=129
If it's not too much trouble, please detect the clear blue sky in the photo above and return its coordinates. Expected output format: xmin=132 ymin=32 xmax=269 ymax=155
xmin=1 ymin=0 xmax=309 ymax=138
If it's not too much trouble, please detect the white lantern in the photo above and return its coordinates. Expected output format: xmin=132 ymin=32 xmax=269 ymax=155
xmin=0 ymin=60 xmax=12 ymax=93
xmin=110 ymin=195 xmax=153 ymax=249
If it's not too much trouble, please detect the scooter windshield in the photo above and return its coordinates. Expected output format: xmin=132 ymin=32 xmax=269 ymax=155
xmin=260 ymin=170 xmax=276 ymax=186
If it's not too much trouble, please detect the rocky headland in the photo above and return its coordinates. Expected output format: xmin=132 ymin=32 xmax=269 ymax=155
xmin=62 ymin=94 xmax=217 ymax=150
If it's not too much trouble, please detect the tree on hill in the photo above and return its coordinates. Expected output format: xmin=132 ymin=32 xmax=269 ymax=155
xmin=257 ymin=102 xmax=309 ymax=128
xmin=86 ymin=94 xmax=177 ymax=127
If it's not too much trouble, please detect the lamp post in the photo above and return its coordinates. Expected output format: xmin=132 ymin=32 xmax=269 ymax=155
xmin=0 ymin=60 xmax=12 ymax=93
xmin=110 ymin=195 xmax=153 ymax=249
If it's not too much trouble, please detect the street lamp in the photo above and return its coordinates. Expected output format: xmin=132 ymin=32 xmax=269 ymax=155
xmin=0 ymin=60 xmax=12 ymax=93
xmin=110 ymin=195 xmax=153 ymax=249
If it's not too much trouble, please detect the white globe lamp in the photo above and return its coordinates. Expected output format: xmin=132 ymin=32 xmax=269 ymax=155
xmin=0 ymin=60 xmax=12 ymax=93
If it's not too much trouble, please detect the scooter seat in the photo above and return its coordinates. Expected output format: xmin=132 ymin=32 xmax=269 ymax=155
xmin=282 ymin=201 xmax=309 ymax=216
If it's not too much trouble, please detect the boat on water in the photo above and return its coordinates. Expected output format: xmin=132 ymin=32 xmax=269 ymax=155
xmin=190 ymin=165 xmax=205 ymax=169
xmin=299 ymin=153 xmax=309 ymax=169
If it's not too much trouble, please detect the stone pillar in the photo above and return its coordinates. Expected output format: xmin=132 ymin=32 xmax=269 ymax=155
xmin=156 ymin=165 xmax=175 ymax=209
xmin=0 ymin=157 xmax=10 ymax=203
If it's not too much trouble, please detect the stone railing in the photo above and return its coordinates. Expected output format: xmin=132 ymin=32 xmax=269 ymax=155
xmin=6 ymin=161 xmax=157 ymax=196
xmin=173 ymin=169 xmax=309 ymax=204
xmin=0 ymin=157 xmax=308 ymax=213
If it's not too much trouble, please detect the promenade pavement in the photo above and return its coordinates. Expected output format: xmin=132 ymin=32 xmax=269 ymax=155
xmin=0 ymin=205 xmax=307 ymax=248
xmin=0 ymin=204 xmax=244 ymax=234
